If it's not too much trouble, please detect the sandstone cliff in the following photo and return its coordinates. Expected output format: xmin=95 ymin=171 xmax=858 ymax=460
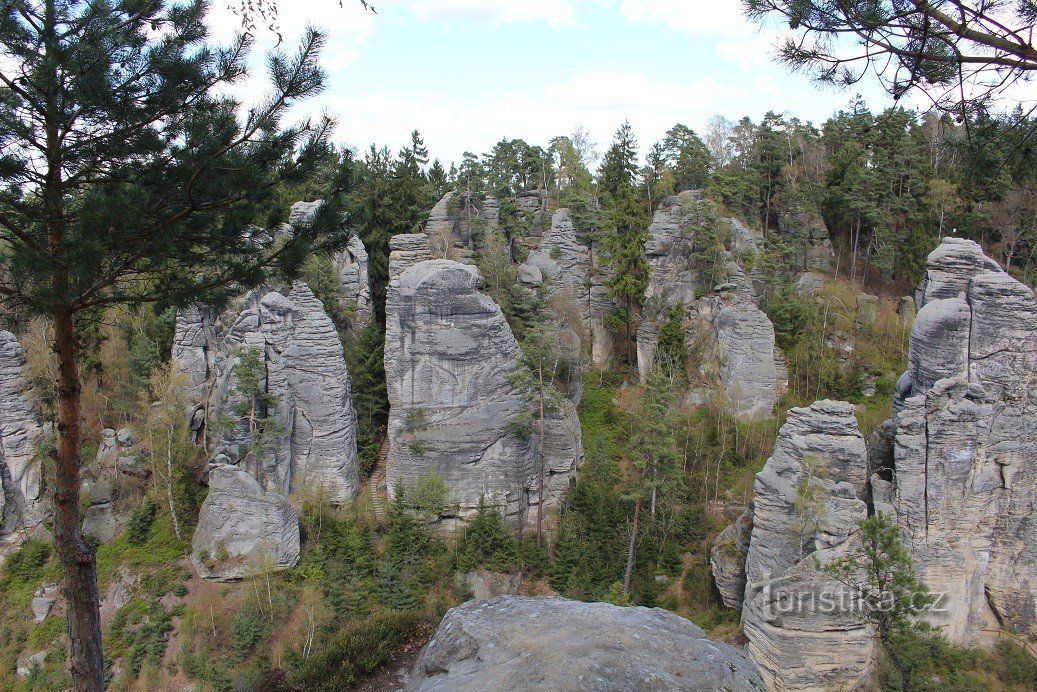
xmin=882 ymin=237 xmax=1037 ymax=644
xmin=523 ymin=209 xmax=615 ymax=365
xmin=636 ymin=191 xmax=784 ymax=420
xmin=739 ymin=400 xmax=875 ymax=691
xmin=176 ymin=281 xmax=359 ymax=579
xmin=0 ymin=331 xmax=45 ymax=548
xmin=384 ymin=234 xmax=582 ymax=528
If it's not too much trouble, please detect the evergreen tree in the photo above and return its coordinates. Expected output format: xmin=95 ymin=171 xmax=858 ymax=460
xmin=0 ymin=1 xmax=343 ymax=685
xmin=661 ymin=123 xmax=712 ymax=192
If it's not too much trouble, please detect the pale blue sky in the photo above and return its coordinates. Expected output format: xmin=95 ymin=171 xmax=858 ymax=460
xmin=209 ymin=0 xmax=900 ymax=165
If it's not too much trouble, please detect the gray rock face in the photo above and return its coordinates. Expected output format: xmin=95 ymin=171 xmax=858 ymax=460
xmin=176 ymin=283 xmax=360 ymax=504
xmin=740 ymin=400 xmax=876 ymax=691
xmin=637 ymin=193 xmax=783 ymax=420
xmin=178 ymin=282 xmax=359 ymax=579
xmin=709 ymin=297 xmax=781 ymax=421
xmin=333 ymin=235 xmax=374 ymax=327
xmin=191 ymin=465 xmax=300 ymax=581
xmin=525 ymin=209 xmax=615 ymax=365
xmin=287 ymin=201 xmax=374 ymax=330
xmin=883 ymin=237 xmax=1037 ymax=644
xmin=384 ymin=237 xmax=581 ymax=527
xmin=31 ymin=585 xmax=56 ymax=622
xmin=711 ymin=508 xmax=752 ymax=610
xmin=776 ymin=202 xmax=835 ymax=273
xmin=408 ymin=596 xmax=764 ymax=691
xmin=0 ymin=331 xmax=44 ymax=544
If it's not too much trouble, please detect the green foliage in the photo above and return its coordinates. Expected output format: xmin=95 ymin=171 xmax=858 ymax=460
xmin=656 ymin=306 xmax=687 ymax=380
xmin=286 ymin=611 xmax=435 ymax=691
xmin=105 ymin=598 xmax=176 ymax=677
xmin=342 ymin=321 xmax=389 ymax=476
xmin=231 ymin=600 xmax=270 ymax=658
xmin=821 ymin=513 xmax=938 ymax=688
xmin=0 ymin=541 xmax=52 ymax=594
xmin=455 ymin=498 xmax=519 ymax=573
xmin=126 ymin=498 xmax=158 ymax=546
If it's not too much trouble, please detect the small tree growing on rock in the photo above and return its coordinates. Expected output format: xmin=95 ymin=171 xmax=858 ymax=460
xmin=821 ymin=513 xmax=938 ymax=691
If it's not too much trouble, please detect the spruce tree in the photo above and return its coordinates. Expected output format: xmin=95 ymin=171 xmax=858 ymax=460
xmin=0 ymin=1 xmax=345 ymax=687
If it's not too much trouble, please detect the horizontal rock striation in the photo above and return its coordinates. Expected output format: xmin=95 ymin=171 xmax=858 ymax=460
xmin=0 ymin=331 xmax=45 ymax=546
xmin=408 ymin=596 xmax=764 ymax=691
xmin=739 ymin=400 xmax=875 ymax=691
xmin=887 ymin=237 xmax=1037 ymax=643
xmin=384 ymin=235 xmax=581 ymax=527
xmin=177 ymin=281 xmax=359 ymax=579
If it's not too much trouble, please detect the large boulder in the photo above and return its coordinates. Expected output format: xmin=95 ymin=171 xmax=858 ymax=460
xmin=191 ymin=465 xmax=300 ymax=581
xmin=884 ymin=237 xmax=1037 ymax=644
xmin=407 ymin=596 xmax=764 ymax=691
xmin=0 ymin=331 xmax=44 ymax=546
xmin=740 ymin=401 xmax=875 ymax=691
xmin=384 ymin=236 xmax=581 ymax=528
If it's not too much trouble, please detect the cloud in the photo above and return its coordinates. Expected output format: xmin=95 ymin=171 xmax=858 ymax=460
xmin=619 ymin=0 xmax=754 ymax=35
xmin=377 ymin=0 xmax=579 ymax=26
xmin=317 ymin=71 xmax=750 ymax=164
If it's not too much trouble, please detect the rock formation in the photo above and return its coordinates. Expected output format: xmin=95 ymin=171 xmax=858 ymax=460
xmin=636 ymin=191 xmax=784 ymax=420
xmin=177 ymin=281 xmax=359 ymax=578
xmin=882 ymin=237 xmax=1037 ymax=644
xmin=710 ymin=507 xmax=752 ymax=610
xmin=407 ymin=596 xmax=764 ymax=691
xmin=0 ymin=331 xmax=45 ymax=546
xmin=384 ymin=234 xmax=582 ymax=527
xmin=288 ymin=200 xmax=373 ymax=328
xmin=523 ymin=209 xmax=615 ymax=365
xmin=333 ymin=234 xmax=374 ymax=327
xmin=191 ymin=465 xmax=300 ymax=581
xmin=715 ymin=401 xmax=876 ymax=690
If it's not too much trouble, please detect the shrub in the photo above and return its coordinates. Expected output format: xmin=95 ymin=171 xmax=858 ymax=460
xmin=126 ymin=497 xmax=157 ymax=545
xmin=286 ymin=611 xmax=435 ymax=691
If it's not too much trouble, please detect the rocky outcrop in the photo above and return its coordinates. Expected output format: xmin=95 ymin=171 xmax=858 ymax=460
xmin=178 ymin=281 xmax=360 ymax=578
xmin=191 ymin=465 xmax=300 ymax=581
xmin=776 ymin=202 xmax=835 ymax=273
xmin=709 ymin=296 xmax=781 ymax=421
xmin=333 ymin=235 xmax=374 ymax=327
xmin=637 ymin=192 xmax=784 ymax=420
xmin=384 ymin=235 xmax=581 ymax=527
xmin=408 ymin=596 xmax=764 ymax=691
xmin=711 ymin=507 xmax=752 ymax=610
xmin=176 ymin=283 xmax=360 ymax=504
xmin=739 ymin=400 xmax=875 ymax=691
xmin=288 ymin=201 xmax=373 ymax=329
xmin=524 ymin=209 xmax=615 ymax=365
xmin=884 ymin=237 xmax=1037 ymax=644
xmin=0 ymin=331 xmax=44 ymax=545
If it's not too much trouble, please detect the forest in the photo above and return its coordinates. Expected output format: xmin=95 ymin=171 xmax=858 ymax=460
xmin=3 ymin=0 xmax=1037 ymax=690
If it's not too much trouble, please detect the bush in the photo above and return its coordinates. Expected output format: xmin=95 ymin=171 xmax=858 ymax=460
xmin=286 ymin=611 xmax=435 ymax=691
xmin=126 ymin=497 xmax=157 ymax=545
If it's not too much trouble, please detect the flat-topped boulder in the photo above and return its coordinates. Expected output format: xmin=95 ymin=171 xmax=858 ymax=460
xmin=408 ymin=596 xmax=764 ymax=691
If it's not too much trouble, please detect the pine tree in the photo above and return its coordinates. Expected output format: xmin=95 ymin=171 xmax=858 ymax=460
xmin=0 ymin=2 xmax=344 ymax=686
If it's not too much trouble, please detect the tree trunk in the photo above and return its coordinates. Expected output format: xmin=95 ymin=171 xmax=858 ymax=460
xmin=53 ymin=304 xmax=104 ymax=691
xmin=623 ymin=497 xmax=642 ymax=594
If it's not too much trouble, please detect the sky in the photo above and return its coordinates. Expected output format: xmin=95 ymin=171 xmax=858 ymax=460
xmin=206 ymin=0 xmax=904 ymax=165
